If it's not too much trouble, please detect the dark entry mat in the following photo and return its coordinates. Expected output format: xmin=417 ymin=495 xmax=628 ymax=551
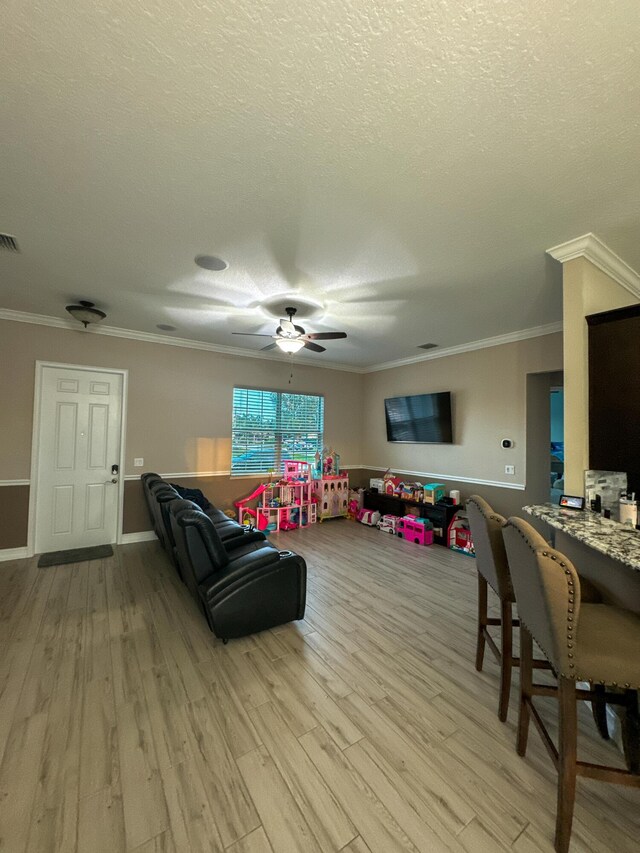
xmin=38 ymin=544 xmax=114 ymax=567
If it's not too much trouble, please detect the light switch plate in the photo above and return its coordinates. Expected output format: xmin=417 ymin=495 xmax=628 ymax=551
xmin=504 ymin=465 xmax=515 ymax=475
xmin=134 ymin=458 xmax=144 ymax=467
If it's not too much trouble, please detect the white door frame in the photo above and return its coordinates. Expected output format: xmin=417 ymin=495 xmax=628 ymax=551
xmin=27 ymin=361 xmax=128 ymax=557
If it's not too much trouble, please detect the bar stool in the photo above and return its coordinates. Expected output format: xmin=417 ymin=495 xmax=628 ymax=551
xmin=503 ymin=516 xmax=640 ymax=853
xmin=467 ymin=495 xmax=519 ymax=721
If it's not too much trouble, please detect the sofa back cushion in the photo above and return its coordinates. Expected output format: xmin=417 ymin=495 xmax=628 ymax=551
xmin=180 ymin=509 xmax=230 ymax=582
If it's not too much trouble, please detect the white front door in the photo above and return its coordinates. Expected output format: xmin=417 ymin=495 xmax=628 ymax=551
xmin=34 ymin=365 xmax=124 ymax=553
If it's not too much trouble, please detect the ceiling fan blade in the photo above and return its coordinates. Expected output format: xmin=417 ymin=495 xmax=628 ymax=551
xmin=304 ymin=332 xmax=347 ymax=341
xmin=261 ymin=342 xmax=278 ymax=351
xmin=303 ymin=340 xmax=326 ymax=353
xmin=231 ymin=332 xmax=274 ymax=337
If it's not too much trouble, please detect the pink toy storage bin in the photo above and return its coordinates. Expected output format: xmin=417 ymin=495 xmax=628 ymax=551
xmin=397 ymin=515 xmax=434 ymax=546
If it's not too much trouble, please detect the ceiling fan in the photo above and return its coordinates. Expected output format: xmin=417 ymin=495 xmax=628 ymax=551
xmin=232 ymin=307 xmax=347 ymax=354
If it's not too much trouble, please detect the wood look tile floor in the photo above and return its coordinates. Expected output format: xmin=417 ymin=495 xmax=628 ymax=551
xmin=1 ymin=521 xmax=638 ymax=852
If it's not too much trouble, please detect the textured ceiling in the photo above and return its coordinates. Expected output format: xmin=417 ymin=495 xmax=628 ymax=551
xmin=2 ymin=0 xmax=640 ymax=367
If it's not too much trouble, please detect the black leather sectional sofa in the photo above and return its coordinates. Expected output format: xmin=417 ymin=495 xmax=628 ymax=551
xmin=141 ymin=473 xmax=306 ymax=641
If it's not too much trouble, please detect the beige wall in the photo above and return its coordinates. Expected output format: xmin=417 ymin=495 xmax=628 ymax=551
xmin=0 ymin=318 xmax=563 ymax=545
xmin=562 ymin=258 xmax=638 ymax=494
xmin=362 ymin=333 xmax=563 ymax=492
xmin=0 ymin=319 xmax=364 ymax=481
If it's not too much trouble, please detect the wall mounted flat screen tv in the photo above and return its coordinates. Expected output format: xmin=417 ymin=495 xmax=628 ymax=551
xmin=385 ymin=392 xmax=453 ymax=444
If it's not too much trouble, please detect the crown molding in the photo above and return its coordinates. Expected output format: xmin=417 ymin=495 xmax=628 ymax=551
xmin=547 ymin=233 xmax=640 ymax=299
xmin=0 ymin=308 xmax=363 ymax=374
xmin=0 ymin=307 xmax=563 ymax=375
xmin=363 ymin=321 xmax=562 ymax=373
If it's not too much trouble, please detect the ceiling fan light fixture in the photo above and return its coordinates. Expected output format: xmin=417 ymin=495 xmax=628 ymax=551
xmin=65 ymin=300 xmax=107 ymax=328
xmin=276 ymin=338 xmax=305 ymax=354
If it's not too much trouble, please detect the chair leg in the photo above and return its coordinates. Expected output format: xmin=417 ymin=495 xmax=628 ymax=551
xmin=590 ymin=683 xmax=610 ymax=739
xmin=498 ymin=598 xmax=513 ymax=722
xmin=475 ymin=573 xmax=488 ymax=672
xmin=621 ymin=689 xmax=639 ymax=774
xmin=517 ymin=625 xmax=533 ymax=757
xmin=555 ymin=677 xmax=578 ymax=853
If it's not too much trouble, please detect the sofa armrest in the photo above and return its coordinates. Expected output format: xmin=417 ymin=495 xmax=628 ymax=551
xmin=199 ymin=551 xmax=307 ymax=638
xmin=199 ymin=550 xmax=303 ymax=603
xmin=225 ymin=529 xmax=266 ymax=550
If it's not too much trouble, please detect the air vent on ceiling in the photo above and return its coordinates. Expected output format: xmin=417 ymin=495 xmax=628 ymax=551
xmin=0 ymin=234 xmax=20 ymax=253
xmin=417 ymin=342 xmax=437 ymax=350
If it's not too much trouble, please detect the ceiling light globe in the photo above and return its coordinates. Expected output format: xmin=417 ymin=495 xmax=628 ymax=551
xmin=65 ymin=301 xmax=106 ymax=328
xmin=276 ymin=338 xmax=305 ymax=354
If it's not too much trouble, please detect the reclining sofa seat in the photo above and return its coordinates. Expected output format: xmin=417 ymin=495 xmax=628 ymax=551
xmin=148 ymin=478 xmax=261 ymax=554
xmin=141 ymin=472 xmax=164 ymax=536
xmin=178 ymin=508 xmax=307 ymax=640
xmin=149 ymin=482 xmax=179 ymax=552
xmin=169 ymin=499 xmax=267 ymax=596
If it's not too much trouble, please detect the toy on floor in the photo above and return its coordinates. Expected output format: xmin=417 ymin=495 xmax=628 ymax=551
xmin=357 ymin=508 xmax=381 ymax=526
xmin=448 ymin=513 xmax=475 ymax=556
xmin=377 ymin=514 xmax=399 ymax=534
xmin=396 ymin=514 xmax=434 ymax=545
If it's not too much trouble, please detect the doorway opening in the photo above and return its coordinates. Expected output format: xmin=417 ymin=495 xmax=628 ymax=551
xmin=550 ymin=386 xmax=565 ymax=502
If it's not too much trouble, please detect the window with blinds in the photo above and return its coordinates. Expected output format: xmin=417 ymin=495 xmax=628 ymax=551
xmin=231 ymin=387 xmax=325 ymax=476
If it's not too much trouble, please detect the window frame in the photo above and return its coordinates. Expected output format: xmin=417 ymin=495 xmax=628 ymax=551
xmin=230 ymin=386 xmax=325 ymax=477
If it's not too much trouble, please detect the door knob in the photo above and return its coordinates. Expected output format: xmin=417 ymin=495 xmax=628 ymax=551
xmin=106 ymin=478 xmax=118 ymax=484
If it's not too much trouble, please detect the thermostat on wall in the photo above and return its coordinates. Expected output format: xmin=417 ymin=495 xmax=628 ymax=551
xmin=501 ymin=438 xmax=514 ymax=449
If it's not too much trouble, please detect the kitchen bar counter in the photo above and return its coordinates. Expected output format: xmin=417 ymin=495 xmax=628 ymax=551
xmin=523 ymin=503 xmax=640 ymax=571
xmin=523 ymin=503 xmax=640 ymax=613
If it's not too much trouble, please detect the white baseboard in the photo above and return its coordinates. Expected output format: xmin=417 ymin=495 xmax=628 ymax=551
xmin=120 ymin=531 xmax=157 ymax=544
xmin=1 ymin=534 xmax=158 ymax=558
xmin=0 ymin=547 xmax=29 ymax=562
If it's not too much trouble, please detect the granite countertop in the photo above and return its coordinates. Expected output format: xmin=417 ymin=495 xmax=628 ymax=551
xmin=523 ymin=503 xmax=640 ymax=572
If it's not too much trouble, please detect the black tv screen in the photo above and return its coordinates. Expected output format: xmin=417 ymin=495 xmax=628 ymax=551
xmin=384 ymin=392 xmax=453 ymax=444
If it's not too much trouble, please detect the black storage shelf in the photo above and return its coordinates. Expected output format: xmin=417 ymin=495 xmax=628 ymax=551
xmin=363 ymin=490 xmax=460 ymax=546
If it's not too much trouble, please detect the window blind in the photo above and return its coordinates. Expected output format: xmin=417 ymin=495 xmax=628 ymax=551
xmin=231 ymin=388 xmax=324 ymax=476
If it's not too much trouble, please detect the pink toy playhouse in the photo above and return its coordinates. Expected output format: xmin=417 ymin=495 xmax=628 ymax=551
xmin=234 ymin=460 xmax=317 ymax=532
xmin=284 ymin=460 xmax=312 ymax=482
xmin=396 ymin=514 xmax=434 ymax=546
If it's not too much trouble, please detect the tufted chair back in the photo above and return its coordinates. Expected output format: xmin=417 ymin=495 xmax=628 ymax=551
xmin=467 ymin=495 xmax=512 ymax=600
xmin=503 ymin=516 xmax=582 ymax=678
